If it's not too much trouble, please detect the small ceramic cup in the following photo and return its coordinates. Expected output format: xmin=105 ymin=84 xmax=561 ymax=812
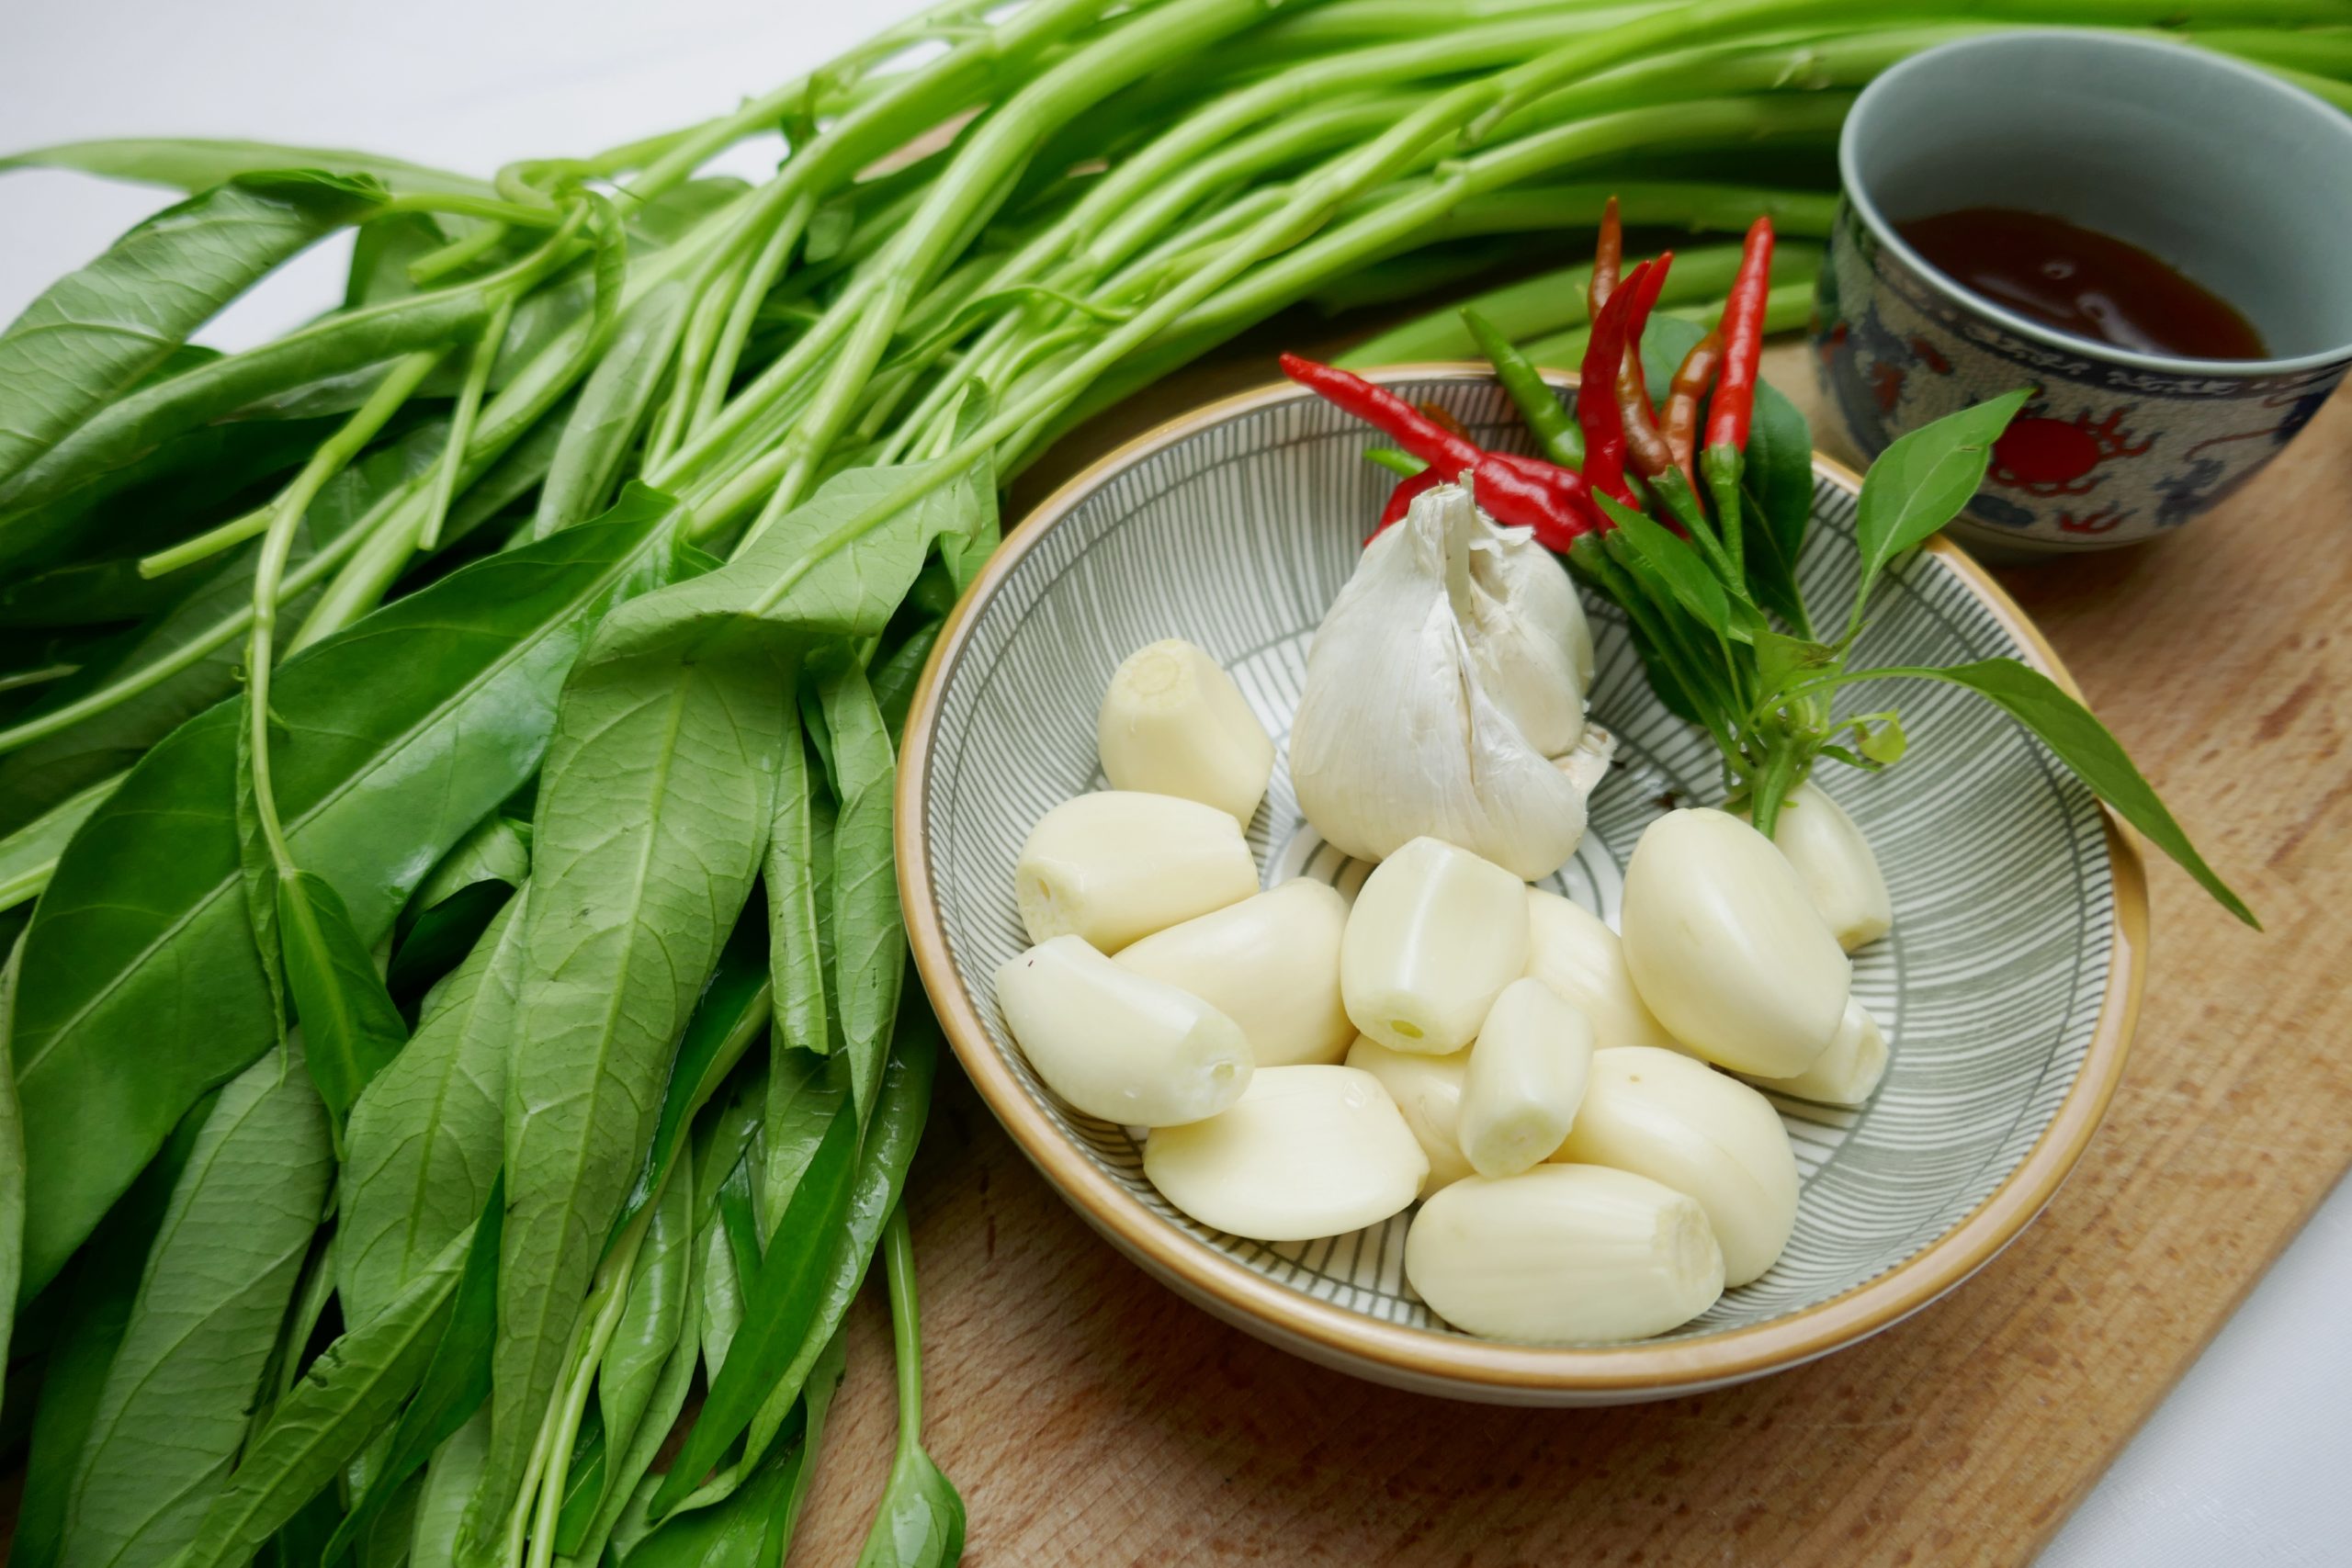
xmin=1814 ymin=30 xmax=2352 ymax=558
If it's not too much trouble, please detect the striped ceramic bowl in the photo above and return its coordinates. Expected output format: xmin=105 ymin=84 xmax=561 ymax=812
xmin=898 ymin=368 xmax=2146 ymax=1404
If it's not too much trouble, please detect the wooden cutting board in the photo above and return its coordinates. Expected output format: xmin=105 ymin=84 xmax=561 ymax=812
xmin=782 ymin=341 xmax=2352 ymax=1567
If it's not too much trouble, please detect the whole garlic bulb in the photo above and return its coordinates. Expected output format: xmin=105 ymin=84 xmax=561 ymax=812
xmin=1290 ymin=481 xmax=1605 ymax=881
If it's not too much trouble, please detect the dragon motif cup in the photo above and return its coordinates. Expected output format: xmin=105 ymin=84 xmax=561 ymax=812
xmin=1815 ymin=31 xmax=2352 ymax=558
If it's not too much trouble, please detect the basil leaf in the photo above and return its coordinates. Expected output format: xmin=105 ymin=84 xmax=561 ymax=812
xmin=0 ymin=173 xmax=382 ymax=500
xmin=1737 ymin=373 xmax=1816 ymax=634
xmin=1850 ymin=390 xmax=2030 ymax=615
xmin=1883 ymin=658 xmax=2256 ymax=928
xmin=1596 ymin=492 xmax=1739 ymax=642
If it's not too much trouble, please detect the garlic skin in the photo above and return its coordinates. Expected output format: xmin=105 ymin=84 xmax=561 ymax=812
xmin=1115 ymin=880 xmax=1352 ymax=1066
xmin=1405 ymin=1165 xmax=1724 ymax=1342
xmin=1345 ymin=1036 xmax=1474 ymax=1195
xmin=1738 ymin=782 xmax=1892 ymax=952
xmin=1014 ymin=791 xmax=1258 ymax=953
xmin=1340 ymin=836 xmax=1529 ymax=1055
xmin=1553 ymin=1046 xmax=1799 ymax=1288
xmin=1142 ymin=1066 xmax=1426 ymax=1241
xmin=993 ymin=936 xmax=1252 ymax=1127
xmin=1620 ymin=807 xmax=1850 ymax=1077
xmin=1522 ymin=889 xmax=1681 ymax=1055
xmin=1756 ymin=996 xmax=1889 ymax=1108
xmin=1289 ymin=482 xmax=1603 ymax=880
xmin=1457 ymin=978 xmax=1594 ymax=1179
xmin=1096 ymin=638 xmax=1275 ymax=825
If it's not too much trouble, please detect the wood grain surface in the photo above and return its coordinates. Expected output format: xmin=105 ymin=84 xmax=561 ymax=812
xmin=780 ymin=343 xmax=2352 ymax=1567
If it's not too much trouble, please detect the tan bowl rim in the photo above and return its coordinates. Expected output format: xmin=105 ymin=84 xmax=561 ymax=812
xmin=895 ymin=364 xmax=2149 ymax=1393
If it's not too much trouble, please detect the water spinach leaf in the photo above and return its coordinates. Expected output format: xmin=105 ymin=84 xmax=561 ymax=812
xmin=177 ymin=1222 xmax=474 ymax=1568
xmin=341 ymin=897 xmax=521 ymax=1328
xmin=855 ymin=1208 xmax=965 ymax=1568
xmin=817 ymin=661 xmax=904 ymax=1122
xmin=1 ymin=139 xmax=492 ymax=198
xmin=0 ymin=172 xmax=382 ymax=499
xmin=279 ymin=867 xmax=412 ymax=1122
xmin=51 ymin=1044 xmax=331 ymax=1568
xmin=0 ymin=941 xmax=24 ymax=1339
xmin=8 ymin=491 xmax=678 ymax=1294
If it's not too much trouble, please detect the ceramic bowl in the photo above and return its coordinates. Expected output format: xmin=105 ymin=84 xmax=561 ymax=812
xmin=1816 ymin=30 xmax=2352 ymax=558
xmin=898 ymin=367 xmax=2146 ymax=1404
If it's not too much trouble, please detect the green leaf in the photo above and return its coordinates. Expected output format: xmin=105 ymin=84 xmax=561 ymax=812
xmin=280 ymin=868 xmax=412 ymax=1122
xmin=1753 ymin=629 xmax=1841 ymax=708
xmin=478 ymin=642 xmax=786 ymax=1532
xmin=386 ymin=815 xmax=528 ymax=1002
xmin=0 ymin=939 xmax=24 ymax=1348
xmin=177 ymin=1223 xmax=473 ymax=1568
xmin=0 ymin=277 xmax=499 ymax=524
xmin=342 ymin=898 xmax=520 ymax=1330
xmin=0 ymin=173 xmax=382 ymax=495
xmin=1596 ymin=492 xmax=1740 ymax=643
xmin=568 ymin=1293 xmax=697 ymax=1567
xmin=402 ymin=813 xmax=531 ymax=928
xmin=0 ymin=415 xmax=450 ymax=837
xmin=1 ymin=139 xmax=492 ymax=198
xmin=10 ymin=1095 xmax=212 ymax=1568
xmin=763 ymin=1048 xmax=849 ymax=1225
xmin=764 ymin=721 xmax=830 ymax=1062
xmin=552 ymin=1404 xmax=609 ymax=1555
xmin=533 ymin=276 xmax=694 ymax=537
xmin=9 ymin=491 xmax=679 ymax=1294
xmin=0 ymin=772 xmax=116 ymax=914
xmin=648 ymin=1110 xmax=861 ymax=1520
xmin=324 ymin=1179 xmax=503 ymax=1567
xmin=410 ymin=1413 xmax=491 ymax=1568
xmin=53 ymin=1043 xmax=332 ymax=1568
xmin=597 ymin=1152 xmax=694 ymax=1495
xmin=818 ymin=661 xmax=904 ymax=1122
xmin=1738 ymin=377 xmax=1816 ymax=634
xmin=1850 ymin=390 xmax=2031 ymax=615
xmin=1881 ymin=659 xmax=2257 ymax=928
xmin=871 ymin=621 xmax=943 ymax=747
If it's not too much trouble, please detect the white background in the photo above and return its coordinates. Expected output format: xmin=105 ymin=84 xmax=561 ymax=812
xmin=4 ymin=5 xmax=2346 ymax=1562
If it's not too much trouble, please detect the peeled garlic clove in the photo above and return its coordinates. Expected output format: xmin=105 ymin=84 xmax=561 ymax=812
xmin=1345 ymin=1035 xmax=1474 ymax=1195
xmin=1738 ymin=782 xmax=1891 ymax=952
xmin=1553 ymin=1046 xmax=1799 ymax=1288
xmin=1405 ymin=1165 xmax=1724 ymax=1342
xmin=1096 ymin=638 xmax=1274 ymax=825
xmin=1340 ymin=836 xmax=1529 ymax=1055
xmin=1142 ymin=1065 xmax=1426 ymax=1241
xmin=1015 ymin=791 xmax=1258 ymax=952
xmin=1620 ymin=807 xmax=1849 ymax=1077
xmin=1523 ymin=888 xmax=1681 ymax=1055
xmin=1114 ymin=880 xmax=1351 ymax=1067
xmin=993 ymin=935 xmax=1251 ymax=1127
xmin=1457 ymin=978 xmax=1593 ymax=1179
xmin=1757 ymin=997 xmax=1888 ymax=1107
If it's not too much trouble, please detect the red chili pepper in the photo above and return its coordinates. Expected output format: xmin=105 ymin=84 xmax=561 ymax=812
xmin=1704 ymin=216 xmax=1775 ymax=454
xmin=1280 ymin=353 xmax=1481 ymax=474
xmin=1416 ymin=400 xmax=1471 ymax=441
xmin=1283 ymin=353 xmax=1601 ymax=546
xmin=1587 ymin=194 xmax=1622 ymax=321
xmin=1575 ymin=257 xmax=1647 ymax=508
xmin=1662 ymin=327 xmax=1724 ymax=486
xmin=1618 ymin=250 xmax=1677 ymax=481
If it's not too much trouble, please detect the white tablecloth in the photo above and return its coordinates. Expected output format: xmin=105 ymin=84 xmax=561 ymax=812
xmin=6 ymin=6 xmax=2346 ymax=1562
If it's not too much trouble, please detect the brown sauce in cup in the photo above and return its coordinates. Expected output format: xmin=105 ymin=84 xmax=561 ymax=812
xmin=1898 ymin=207 xmax=2266 ymax=361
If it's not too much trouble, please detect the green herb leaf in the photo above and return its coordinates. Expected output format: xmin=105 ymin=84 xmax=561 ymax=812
xmin=648 ymin=1107 xmax=861 ymax=1520
xmin=552 ymin=1404 xmax=610 ymax=1556
xmin=9 ymin=491 xmax=676 ymax=1294
xmin=1 ymin=139 xmax=492 ymax=198
xmin=279 ymin=868 xmax=412 ymax=1122
xmin=1596 ymin=492 xmax=1742 ymax=643
xmin=176 ymin=1221 xmax=474 ymax=1568
xmin=322 ymin=1178 xmax=505 ymax=1567
xmin=818 ymin=660 xmax=904 ymax=1122
xmin=533 ymin=277 xmax=695 ymax=537
xmin=597 ymin=1152 xmax=695 ymax=1496
xmin=764 ymin=719 xmax=831 ymax=1060
xmin=1737 ymin=376 xmax=1816 ymax=634
xmin=0 ymin=173 xmax=383 ymax=501
xmin=342 ymin=897 xmax=521 ymax=1330
xmin=52 ymin=1044 xmax=331 ymax=1568
xmin=1878 ymin=658 xmax=2257 ymax=928
xmin=1849 ymin=390 xmax=2030 ymax=616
